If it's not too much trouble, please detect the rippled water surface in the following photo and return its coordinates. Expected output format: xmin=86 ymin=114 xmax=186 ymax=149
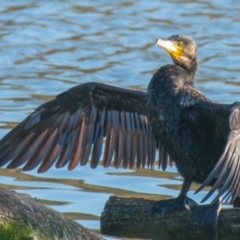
xmin=0 ymin=0 xmax=240 ymax=238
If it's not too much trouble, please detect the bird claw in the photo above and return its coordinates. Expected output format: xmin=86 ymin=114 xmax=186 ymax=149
xmin=149 ymin=196 xmax=198 ymax=216
xmin=191 ymin=203 xmax=220 ymax=240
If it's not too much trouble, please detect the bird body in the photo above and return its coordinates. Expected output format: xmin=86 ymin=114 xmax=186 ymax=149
xmin=147 ymin=63 xmax=226 ymax=185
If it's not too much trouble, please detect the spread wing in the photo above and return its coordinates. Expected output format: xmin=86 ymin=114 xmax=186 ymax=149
xmin=178 ymin=86 xmax=240 ymax=203
xmin=194 ymin=101 xmax=240 ymax=203
xmin=0 ymin=82 xmax=168 ymax=173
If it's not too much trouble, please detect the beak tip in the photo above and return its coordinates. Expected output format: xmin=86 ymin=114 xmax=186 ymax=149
xmin=155 ymin=39 xmax=161 ymax=46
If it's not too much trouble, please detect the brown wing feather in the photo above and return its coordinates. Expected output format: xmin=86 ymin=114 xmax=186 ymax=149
xmin=0 ymin=82 xmax=169 ymax=172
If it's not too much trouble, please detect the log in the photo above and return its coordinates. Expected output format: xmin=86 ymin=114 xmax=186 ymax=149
xmin=0 ymin=187 xmax=103 ymax=240
xmin=101 ymin=196 xmax=240 ymax=240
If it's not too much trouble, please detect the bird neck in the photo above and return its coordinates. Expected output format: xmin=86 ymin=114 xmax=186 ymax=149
xmin=187 ymin=58 xmax=198 ymax=83
xmin=175 ymin=57 xmax=198 ymax=85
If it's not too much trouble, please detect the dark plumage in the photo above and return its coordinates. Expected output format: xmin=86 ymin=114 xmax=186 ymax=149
xmin=0 ymin=83 xmax=157 ymax=172
xmin=148 ymin=35 xmax=239 ymax=203
xmin=0 ymin=34 xmax=239 ymax=239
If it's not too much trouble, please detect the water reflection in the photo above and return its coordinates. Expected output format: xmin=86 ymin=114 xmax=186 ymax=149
xmin=0 ymin=0 xmax=240 ymax=238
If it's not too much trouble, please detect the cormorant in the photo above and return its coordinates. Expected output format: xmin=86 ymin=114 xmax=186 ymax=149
xmin=0 ymin=35 xmax=239 ymax=239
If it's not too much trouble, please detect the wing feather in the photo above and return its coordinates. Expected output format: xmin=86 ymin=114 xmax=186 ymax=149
xmin=195 ymin=104 xmax=240 ymax=203
xmin=0 ymin=82 xmax=169 ymax=172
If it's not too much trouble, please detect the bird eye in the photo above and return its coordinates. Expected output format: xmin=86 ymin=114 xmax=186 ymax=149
xmin=177 ymin=41 xmax=183 ymax=47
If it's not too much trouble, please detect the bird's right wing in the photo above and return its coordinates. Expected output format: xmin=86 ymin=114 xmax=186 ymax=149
xmin=194 ymin=102 xmax=240 ymax=203
xmin=178 ymin=86 xmax=240 ymax=203
xmin=0 ymin=82 xmax=166 ymax=173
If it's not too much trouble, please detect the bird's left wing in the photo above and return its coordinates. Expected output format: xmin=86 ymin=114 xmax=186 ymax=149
xmin=0 ymin=82 xmax=167 ymax=173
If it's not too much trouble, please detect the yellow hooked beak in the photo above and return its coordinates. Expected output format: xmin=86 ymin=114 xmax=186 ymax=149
xmin=156 ymin=39 xmax=183 ymax=59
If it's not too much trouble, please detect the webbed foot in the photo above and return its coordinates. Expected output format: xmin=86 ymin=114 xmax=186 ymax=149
xmin=192 ymin=201 xmax=221 ymax=240
xmin=150 ymin=196 xmax=198 ymax=215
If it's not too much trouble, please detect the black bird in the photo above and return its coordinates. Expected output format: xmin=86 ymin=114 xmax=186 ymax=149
xmin=0 ymin=35 xmax=239 ymax=239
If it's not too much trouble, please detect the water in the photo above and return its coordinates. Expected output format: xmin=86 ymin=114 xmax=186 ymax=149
xmin=0 ymin=0 xmax=240 ymax=238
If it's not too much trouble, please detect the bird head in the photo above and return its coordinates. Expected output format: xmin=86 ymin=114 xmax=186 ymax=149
xmin=156 ymin=34 xmax=198 ymax=70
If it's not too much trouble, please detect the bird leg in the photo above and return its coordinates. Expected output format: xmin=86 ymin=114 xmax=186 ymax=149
xmin=150 ymin=178 xmax=197 ymax=215
xmin=191 ymin=197 xmax=222 ymax=240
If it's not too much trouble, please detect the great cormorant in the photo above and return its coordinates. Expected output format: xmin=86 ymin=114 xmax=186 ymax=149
xmin=0 ymin=35 xmax=239 ymax=239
